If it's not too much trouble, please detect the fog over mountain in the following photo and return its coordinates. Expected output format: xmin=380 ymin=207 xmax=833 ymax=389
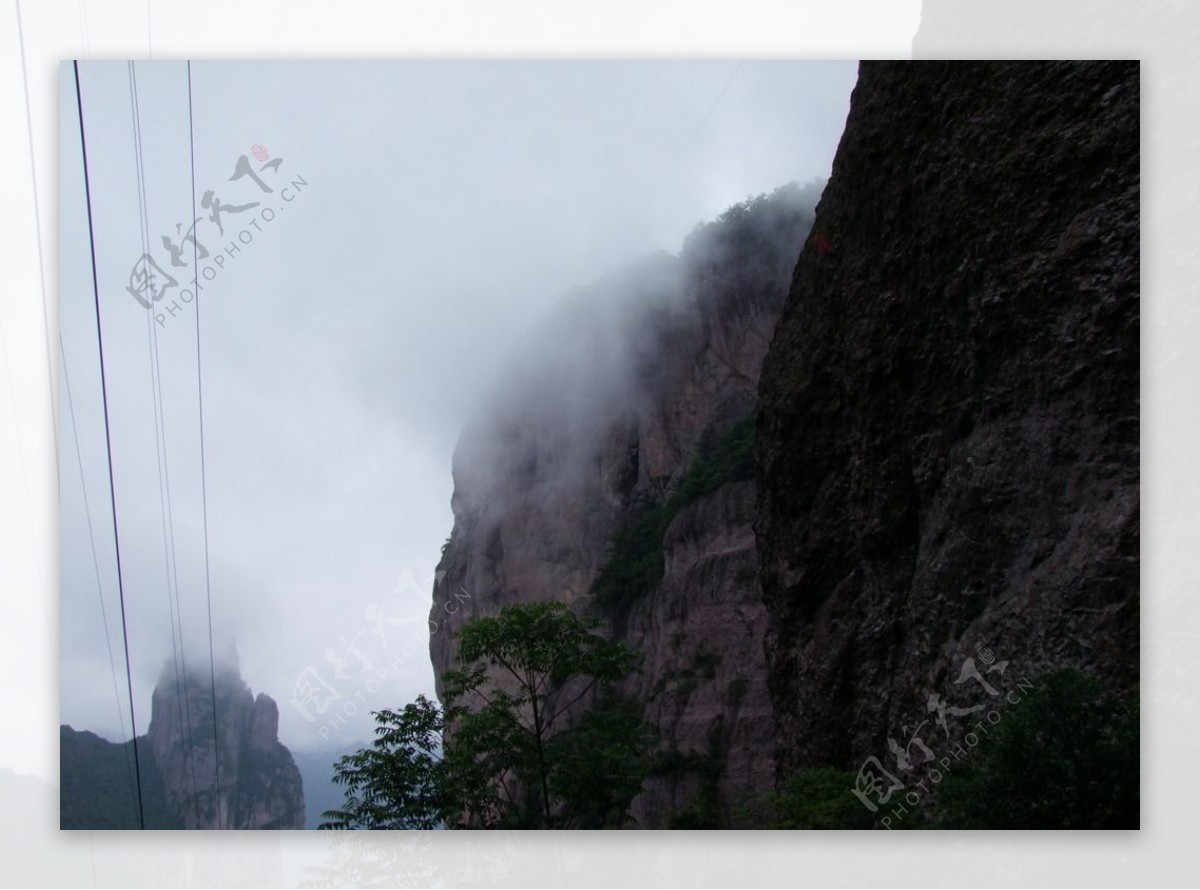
xmin=59 ymin=61 xmax=857 ymax=756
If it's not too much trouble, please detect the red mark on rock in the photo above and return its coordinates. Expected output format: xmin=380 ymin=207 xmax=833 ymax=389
xmin=813 ymin=233 xmax=832 ymax=255
xmin=251 ymin=144 xmax=269 ymax=162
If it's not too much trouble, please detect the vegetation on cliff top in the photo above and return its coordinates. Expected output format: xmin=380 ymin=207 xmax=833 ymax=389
xmin=681 ymin=180 xmax=822 ymax=275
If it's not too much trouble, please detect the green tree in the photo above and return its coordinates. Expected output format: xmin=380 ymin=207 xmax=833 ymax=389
xmin=321 ymin=601 xmax=648 ymax=830
xmin=592 ymin=411 xmax=757 ymax=617
xmin=737 ymin=767 xmax=877 ymax=829
xmin=930 ymin=669 xmax=1139 ymax=829
xmin=318 ymin=696 xmax=449 ymax=830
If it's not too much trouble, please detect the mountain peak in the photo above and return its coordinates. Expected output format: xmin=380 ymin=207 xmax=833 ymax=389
xmin=62 ymin=661 xmax=304 ymax=830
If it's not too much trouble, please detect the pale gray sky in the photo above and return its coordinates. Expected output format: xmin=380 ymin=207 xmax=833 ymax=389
xmin=59 ymin=60 xmax=857 ymax=752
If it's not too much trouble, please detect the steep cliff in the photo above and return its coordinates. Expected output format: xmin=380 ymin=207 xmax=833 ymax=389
xmin=756 ymin=61 xmax=1139 ymax=777
xmin=61 ymin=665 xmax=305 ymax=829
xmin=432 ymin=183 xmax=820 ymax=826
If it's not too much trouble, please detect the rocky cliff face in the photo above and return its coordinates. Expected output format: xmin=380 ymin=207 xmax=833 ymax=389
xmin=147 ymin=665 xmax=305 ymax=829
xmin=61 ymin=665 xmax=305 ymax=830
xmin=431 ymin=184 xmax=820 ymax=826
xmin=756 ymin=61 xmax=1139 ymax=777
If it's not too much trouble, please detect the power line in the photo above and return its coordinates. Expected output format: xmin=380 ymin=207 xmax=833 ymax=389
xmin=188 ymin=59 xmax=224 ymax=830
xmin=669 ymin=61 xmax=744 ymax=171
xmin=14 ymin=0 xmax=58 ymax=461
xmin=76 ymin=0 xmax=90 ymax=57
xmin=72 ymin=59 xmax=145 ymax=831
xmin=127 ymin=60 xmax=203 ymax=828
xmin=60 ymin=338 xmax=134 ymax=770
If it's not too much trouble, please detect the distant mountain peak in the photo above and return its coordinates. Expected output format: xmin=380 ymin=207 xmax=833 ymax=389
xmin=62 ymin=661 xmax=304 ymax=830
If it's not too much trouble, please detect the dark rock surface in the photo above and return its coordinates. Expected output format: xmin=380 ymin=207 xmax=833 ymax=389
xmin=755 ymin=61 xmax=1139 ymax=776
xmin=60 ymin=726 xmax=175 ymax=829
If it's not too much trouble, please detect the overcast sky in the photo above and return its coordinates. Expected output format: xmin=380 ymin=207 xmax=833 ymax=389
xmin=59 ymin=60 xmax=857 ymax=753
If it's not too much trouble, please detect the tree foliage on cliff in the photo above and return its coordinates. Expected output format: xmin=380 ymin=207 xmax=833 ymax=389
xmin=592 ymin=412 xmax=756 ymax=616
xmin=738 ymin=767 xmax=877 ymax=830
xmin=681 ymin=180 xmax=822 ymax=274
xmin=320 ymin=602 xmax=648 ymax=829
xmin=929 ymin=669 xmax=1139 ymax=829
